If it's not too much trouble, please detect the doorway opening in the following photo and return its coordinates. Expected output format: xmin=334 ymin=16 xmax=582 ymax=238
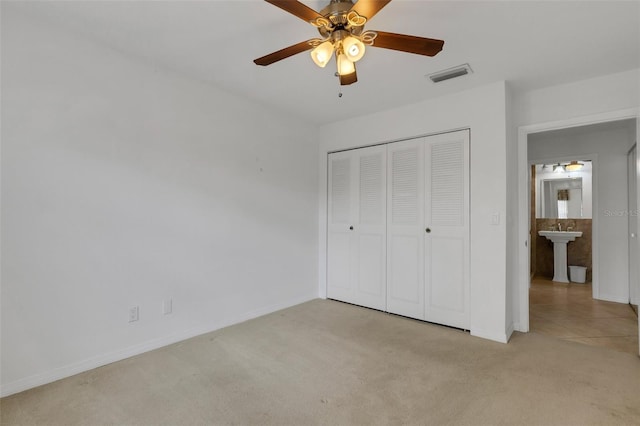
xmin=530 ymin=159 xmax=593 ymax=286
xmin=517 ymin=112 xmax=639 ymax=355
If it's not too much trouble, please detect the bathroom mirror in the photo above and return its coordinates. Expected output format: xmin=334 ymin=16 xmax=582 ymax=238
xmin=540 ymin=178 xmax=583 ymax=219
xmin=534 ymin=161 xmax=592 ymax=219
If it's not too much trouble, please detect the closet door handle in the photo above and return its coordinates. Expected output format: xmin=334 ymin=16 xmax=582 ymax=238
xmin=349 ymin=226 xmax=354 ymax=230
xmin=426 ymin=228 xmax=431 ymax=233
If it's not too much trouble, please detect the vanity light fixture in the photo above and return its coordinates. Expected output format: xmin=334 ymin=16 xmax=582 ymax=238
xmin=553 ymin=163 xmax=565 ymax=173
xmin=565 ymin=161 xmax=584 ymax=172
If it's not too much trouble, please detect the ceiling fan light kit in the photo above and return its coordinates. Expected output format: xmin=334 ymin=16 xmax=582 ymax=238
xmin=310 ymin=40 xmax=334 ymax=67
xmin=254 ymin=0 xmax=445 ymax=86
xmin=342 ymin=36 xmax=366 ymax=62
xmin=337 ymin=51 xmax=356 ymax=75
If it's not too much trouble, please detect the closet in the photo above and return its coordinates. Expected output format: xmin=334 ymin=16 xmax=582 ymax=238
xmin=327 ymin=130 xmax=470 ymax=330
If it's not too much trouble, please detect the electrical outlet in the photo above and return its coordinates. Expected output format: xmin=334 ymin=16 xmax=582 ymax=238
xmin=129 ymin=306 xmax=139 ymax=322
xmin=163 ymin=299 xmax=172 ymax=315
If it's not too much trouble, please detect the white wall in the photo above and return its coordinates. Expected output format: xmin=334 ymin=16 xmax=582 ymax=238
xmin=512 ymin=69 xmax=640 ymax=330
xmin=529 ymin=121 xmax=634 ymax=302
xmin=1 ymin=9 xmax=319 ymax=396
xmin=515 ymin=69 xmax=640 ymax=127
xmin=318 ymin=82 xmax=510 ymax=343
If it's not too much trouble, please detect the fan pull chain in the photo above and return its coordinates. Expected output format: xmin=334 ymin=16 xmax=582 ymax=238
xmin=335 ymin=72 xmax=343 ymax=98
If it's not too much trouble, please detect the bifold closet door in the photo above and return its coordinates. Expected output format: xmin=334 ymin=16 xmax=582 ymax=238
xmin=424 ymin=130 xmax=470 ymax=329
xmin=387 ymin=130 xmax=470 ymax=329
xmin=327 ymin=145 xmax=387 ymax=311
xmin=386 ymin=139 xmax=426 ymax=319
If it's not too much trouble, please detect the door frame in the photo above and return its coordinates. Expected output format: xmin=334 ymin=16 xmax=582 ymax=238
xmin=517 ymin=108 xmax=639 ymax=332
xmin=628 ymin=144 xmax=639 ymax=306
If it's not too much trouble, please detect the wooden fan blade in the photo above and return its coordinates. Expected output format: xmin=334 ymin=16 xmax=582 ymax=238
xmin=371 ymin=31 xmax=444 ymax=56
xmin=351 ymin=0 xmax=392 ymax=20
xmin=265 ymin=0 xmax=323 ymax=24
xmin=339 ymin=66 xmax=358 ymax=86
xmin=254 ymin=40 xmax=314 ymax=66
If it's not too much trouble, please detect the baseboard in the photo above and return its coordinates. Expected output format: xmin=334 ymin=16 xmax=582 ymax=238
xmin=597 ymin=293 xmax=629 ymax=304
xmin=470 ymin=328 xmax=509 ymax=344
xmin=0 ymin=294 xmax=316 ymax=398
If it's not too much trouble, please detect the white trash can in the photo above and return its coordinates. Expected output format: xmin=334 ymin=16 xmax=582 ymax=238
xmin=569 ymin=266 xmax=587 ymax=283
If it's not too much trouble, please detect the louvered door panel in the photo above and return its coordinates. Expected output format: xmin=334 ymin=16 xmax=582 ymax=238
xmin=327 ymin=151 xmax=356 ymax=303
xmin=330 ymin=157 xmax=351 ymax=224
xmin=359 ymin=153 xmax=384 ymax=225
xmin=387 ymin=139 xmax=425 ymax=319
xmin=431 ymin=141 xmax=465 ymax=226
xmin=355 ymin=146 xmax=387 ymax=310
xmin=424 ymin=130 xmax=470 ymax=329
xmin=391 ymin=148 xmax=420 ymax=224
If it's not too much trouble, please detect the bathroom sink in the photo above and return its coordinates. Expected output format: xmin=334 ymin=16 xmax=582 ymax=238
xmin=538 ymin=231 xmax=583 ymax=243
xmin=538 ymin=231 xmax=583 ymax=282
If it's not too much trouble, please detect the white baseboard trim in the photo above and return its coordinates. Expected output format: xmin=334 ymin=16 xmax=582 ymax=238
xmin=0 ymin=294 xmax=317 ymax=398
xmin=597 ymin=294 xmax=629 ymax=304
xmin=470 ymin=328 xmax=509 ymax=344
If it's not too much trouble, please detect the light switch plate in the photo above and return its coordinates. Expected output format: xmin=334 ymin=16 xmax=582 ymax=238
xmin=129 ymin=306 xmax=139 ymax=322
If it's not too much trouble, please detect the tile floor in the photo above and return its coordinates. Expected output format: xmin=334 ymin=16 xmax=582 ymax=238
xmin=529 ymin=276 xmax=639 ymax=355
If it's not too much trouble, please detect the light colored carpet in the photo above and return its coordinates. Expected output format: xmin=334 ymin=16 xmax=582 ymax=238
xmin=2 ymin=299 xmax=639 ymax=425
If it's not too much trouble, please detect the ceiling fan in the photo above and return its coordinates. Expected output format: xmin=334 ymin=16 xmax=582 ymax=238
xmin=253 ymin=0 xmax=444 ymax=85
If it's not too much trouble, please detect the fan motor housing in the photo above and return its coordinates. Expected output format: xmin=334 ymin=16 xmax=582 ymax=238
xmin=317 ymin=0 xmax=365 ymax=38
xmin=320 ymin=0 xmax=355 ymax=18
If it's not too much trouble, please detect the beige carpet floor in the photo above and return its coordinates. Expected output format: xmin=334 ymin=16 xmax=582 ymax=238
xmin=2 ymin=299 xmax=639 ymax=425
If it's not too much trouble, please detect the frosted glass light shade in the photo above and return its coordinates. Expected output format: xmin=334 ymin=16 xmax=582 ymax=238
xmin=311 ymin=41 xmax=334 ymax=68
xmin=343 ymin=36 xmax=365 ymax=62
xmin=337 ymin=53 xmax=355 ymax=75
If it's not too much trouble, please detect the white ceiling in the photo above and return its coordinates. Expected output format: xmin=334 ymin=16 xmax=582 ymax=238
xmin=7 ymin=0 xmax=640 ymax=125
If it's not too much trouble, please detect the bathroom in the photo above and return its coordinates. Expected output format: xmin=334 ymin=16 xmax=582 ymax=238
xmin=527 ymin=118 xmax=636 ymax=300
xmin=530 ymin=161 xmax=592 ymax=283
xmin=525 ymin=118 xmax=638 ymax=354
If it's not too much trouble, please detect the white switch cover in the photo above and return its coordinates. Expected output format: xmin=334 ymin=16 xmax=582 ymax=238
xmin=129 ymin=306 xmax=139 ymax=322
xmin=491 ymin=212 xmax=500 ymax=225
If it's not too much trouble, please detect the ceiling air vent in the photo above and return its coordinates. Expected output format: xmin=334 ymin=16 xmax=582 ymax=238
xmin=428 ymin=64 xmax=473 ymax=83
